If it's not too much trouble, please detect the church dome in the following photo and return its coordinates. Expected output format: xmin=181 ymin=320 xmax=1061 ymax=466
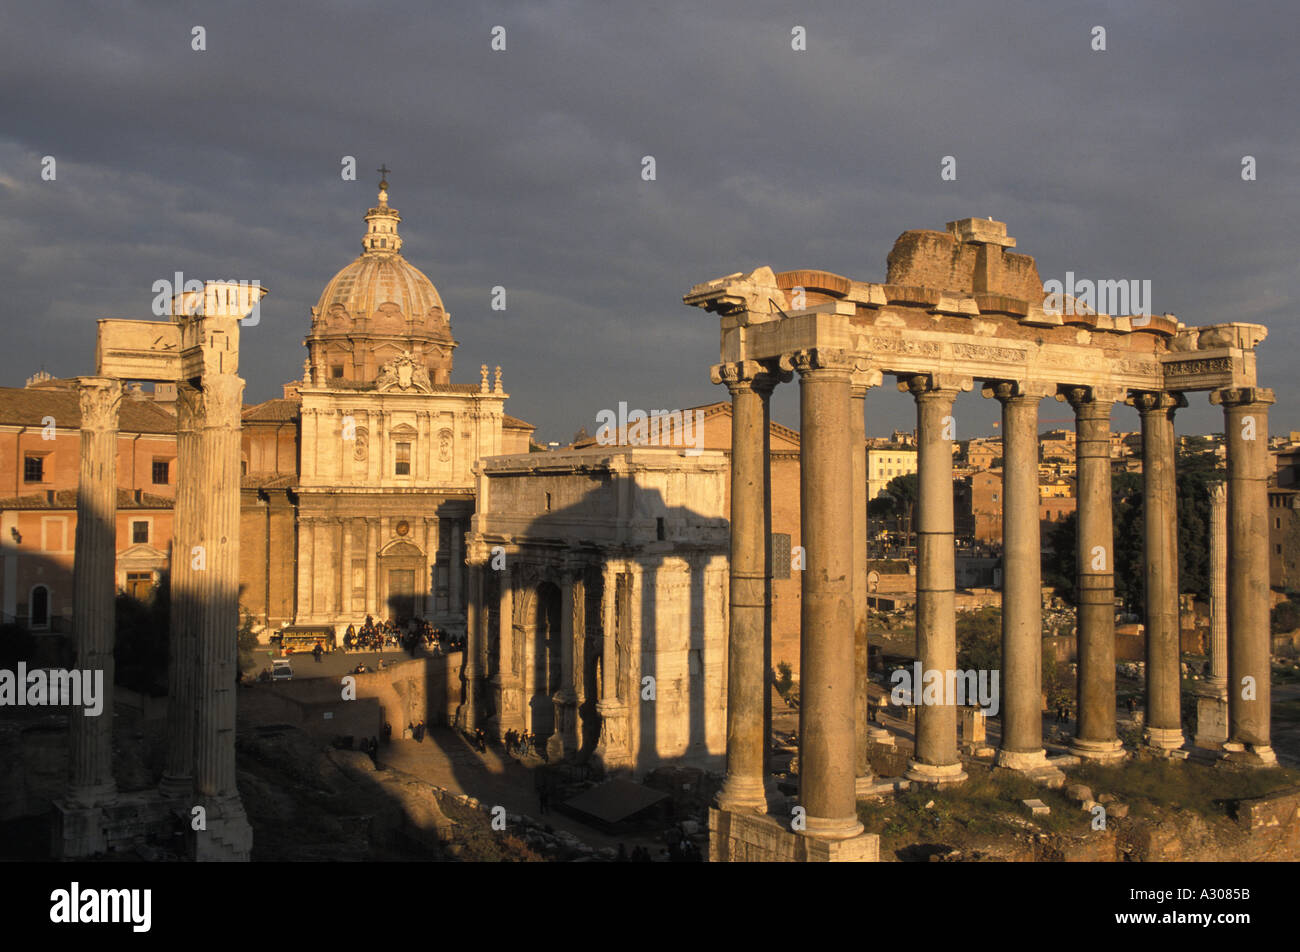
xmin=304 ymin=174 xmax=457 ymax=387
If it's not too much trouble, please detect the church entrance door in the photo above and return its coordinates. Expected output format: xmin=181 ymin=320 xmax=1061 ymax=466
xmin=388 ymin=569 xmax=416 ymax=622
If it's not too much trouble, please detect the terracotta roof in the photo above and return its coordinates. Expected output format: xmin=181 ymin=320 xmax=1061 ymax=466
xmin=0 ymin=385 xmax=178 ymax=434
xmin=242 ymin=397 xmax=301 ymax=423
xmin=0 ymin=489 xmax=173 ymax=510
xmin=502 ymin=414 xmax=535 ymax=431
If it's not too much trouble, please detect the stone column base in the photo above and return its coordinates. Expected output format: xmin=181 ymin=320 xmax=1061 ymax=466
xmin=51 ymin=801 xmax=107 ymax=859
xmin=804 ymin=813 xmax=865 ymax=841
xmin=189 ymin=798 xmax=253 ymax=862
xmin=995 ymin=748 xmax=1048 ymax=771
xmin=1222 ymin=742 xmax=1277 ymax=767
xmin=1070 ymin=737 xmax=1128 ymax=763
xmin=716 ymin=775 xmax=769 ymax=814
xmin=708 ymin=807 xmax=878 ymax=862
xmin=854 ymin=774 xmax=878 ymax=796
xmin=905 ymin=760 xmax=967 ymax=786
xmin=867 ymin=727 xmax=894 ymax=746
xmin=1143 ymin=726 xmax=1186 ymax=751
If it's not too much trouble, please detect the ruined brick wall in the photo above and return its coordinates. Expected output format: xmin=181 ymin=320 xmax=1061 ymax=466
xmin=885 ymin=229 xmax=1042 ymax=302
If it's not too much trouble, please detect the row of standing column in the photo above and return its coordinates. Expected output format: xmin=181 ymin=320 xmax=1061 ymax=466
xmin=712 ymin=364 xmax=1277 ymax=838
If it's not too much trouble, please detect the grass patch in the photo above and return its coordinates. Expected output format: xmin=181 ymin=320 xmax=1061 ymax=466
xmin=1071 ymin=759 xmax=1300 ymax=819
xmin=858 ymin=764 xmax=1088 ymax=849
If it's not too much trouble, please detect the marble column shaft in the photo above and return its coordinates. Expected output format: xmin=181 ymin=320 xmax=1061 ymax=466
xmin=162 ymin=384 xmax=201 ymax=795
xmin=794 ymin=350 xmax=861 ymax=839
xmin=992 ymin=384 xmax=1045 ymax=766
xmin=463 ymin=561 xmax=483 ymax=729
xmin=68 ymin=377 xmax=122 ymax=807
xmin=1214 ymin=388 xmax=1275 ymax=757
xmin=905 ymin=376 xmax=966 ymax=783
xmin=1207 ymin=483 xmax=1228 ymax=689
xmin=1134 ymin=391 xmax=1183 ymax=748
xmin=716 ymin=363 xmax=776 ymax=812
xmin=1067 ymin=389 xmax=1122 ymax=758
xmin=850 ymin=384 xmax=872 ymax=785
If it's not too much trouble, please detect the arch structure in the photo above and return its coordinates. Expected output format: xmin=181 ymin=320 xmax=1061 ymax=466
xmin=460 ymin=447 xmax=730 ymax=775
xmin=687 ymin=217 xmax=1274 ymax=862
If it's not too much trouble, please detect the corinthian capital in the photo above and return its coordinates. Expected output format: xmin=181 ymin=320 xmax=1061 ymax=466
xmin=710 ymin=359 xmax=787 ymax=394
xmin=1127 ymin=390 xmax=1186 ymax=414
xmin=76 ymin=377 xmax=123 ymax=430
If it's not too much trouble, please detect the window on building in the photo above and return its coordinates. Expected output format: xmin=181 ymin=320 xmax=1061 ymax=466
xmin=992 ymin=493 xmax=999 ymax=502
xmin=132 ymin=521 xmax=149 ymax=545
xmin=1276 ymin=517 xmax=1283 ymax=530
xmin=331 ymin=364 xmax=344 ymax=378
xmin=1276 ymin=544 xmax=1283 ymax=555
xmin=29 ymin=585 xmax=49 ymax=628
xmin=23 ymin=455 xmax=43 ymax=483
xmin=395 ymin=442 xmax=411 ymax=475
xmin=152 ymin=459 xmax=170 ymax=485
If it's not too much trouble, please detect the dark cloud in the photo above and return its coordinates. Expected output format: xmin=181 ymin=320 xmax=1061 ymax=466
xmin=1 ymin=0 xmax=1296 ymax=441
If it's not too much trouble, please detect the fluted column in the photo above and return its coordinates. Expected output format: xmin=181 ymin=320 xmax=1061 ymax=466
xmin=1064 ymin=387 xmax=1125 ymax=761
xmin=988 ymin=382 xmax=1047 ymax=769
xmin=1212 ymin=387 xmax=1276 ymax=764
xmin=192 ymin=376 xmax=246 ymax=794
xmin=903 ymin=374 xmax=967 ymax=785
xmin=596 ymin=562 xmax=628 ymax=764
xmin=789 ymin=348 xmax=861 ymax=839
xmin=1207 ymin=482 xmax=1228 ymax=690
xmin=1131 ymin=390 xmax=1185 ymax=751
xmin=337 ymin=518 xmax=348 ymax=615
xmin=161 ymin=384 xmax=200 ymax=797
xmin=68 ymin=376 xmax=122 ymax=809
xmin=712 ymin=360 xmax=779 ymax=813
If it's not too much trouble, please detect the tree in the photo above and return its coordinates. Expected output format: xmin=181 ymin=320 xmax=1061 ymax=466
xmin=883 ymin=472 xmax=919 ymax=543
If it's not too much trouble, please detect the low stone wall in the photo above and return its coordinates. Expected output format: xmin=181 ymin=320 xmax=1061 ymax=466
xmin=709 ymin=807 xmax=879 ymax=862
xmin=240 ymin=654 xmax=463 ymax=743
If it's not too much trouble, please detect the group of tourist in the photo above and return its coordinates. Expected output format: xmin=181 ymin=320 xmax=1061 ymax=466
xmin=341 ymin=615 xmax=467 ymax=655
xmin=504 ymin=728 xmax=544 ymax=760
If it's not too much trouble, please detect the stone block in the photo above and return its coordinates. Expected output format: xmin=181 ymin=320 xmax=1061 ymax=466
xmin=1022 ymin=798 xmax=1050 ymax=817
xmin=708 ymin=807 xmax=879 ymax=862
xmin=1066 ymin=784 xmax=1093 ymax=802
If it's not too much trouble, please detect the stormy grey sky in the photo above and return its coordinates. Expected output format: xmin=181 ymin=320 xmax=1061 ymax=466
xmin=1 ymin=1 xmax=1296 ymax=443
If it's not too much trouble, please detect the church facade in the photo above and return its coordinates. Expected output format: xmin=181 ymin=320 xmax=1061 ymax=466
xmin=239 ymin=178 xmax=533 ymax=637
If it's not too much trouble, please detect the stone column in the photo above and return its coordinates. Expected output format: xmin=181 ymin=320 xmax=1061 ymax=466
xmin=1212 ymin=387 xmax=1276 ymax=765
xmin=161 ymin=383 xmax=200 ymax=797
xmin=1207 ymin=483 xmax=1229 ymax=690
xmin=711 ymin=360 xmax=778 ymax=813
xmin=902 ymin=374 xmax=967 ymax=785
xmin=449 ymin=519 xmax=464 ymax=617
xmin=1131 ymin=391 xmax=1185 ymax=751
xmin=1064 ymin=387 xmax=1125 ymax=761
xmin=596 ymin=561 xmax=629 ymax=767
xmin=459 ymin=553 xmax=483 ymax=730
xmin=850 ymin=377 xmax=876 ymax=792
xmin=424 ymin=517 xmax=437 ymax=618
xmin=191 ymin=373 xmax=252 ymax=859
xmin=789 ymin=348 xmax=862 ymax=839
xmin=67 ymin=376 xmax=122 ymax=810
xmin=498 ymin=563 xmax=522 ymax=732
xmin=988 ymin=382 xmax=1047 ymax=770
xmin=337 ymin=518 xmax=348 ymax=615
xmin=366 ymin=521 xmax=379 ymax=618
